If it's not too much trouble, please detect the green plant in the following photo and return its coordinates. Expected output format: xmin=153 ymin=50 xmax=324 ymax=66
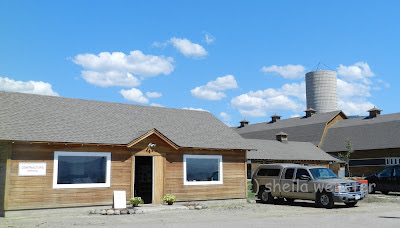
xmin=163 ymin=194 xmax=176 ymax=203
xmin=130 ymin=197 xmax=144 ymax=206
xmin=338 ymin=139 xmax=354 ymax=177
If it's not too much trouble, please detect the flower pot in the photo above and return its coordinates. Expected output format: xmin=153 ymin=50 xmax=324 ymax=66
xmin=167 ymin=201 xmax=174 ymax=205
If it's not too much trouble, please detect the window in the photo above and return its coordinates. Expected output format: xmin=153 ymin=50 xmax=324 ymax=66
xmin=309 ymin=168 xmax=337 ymax=180
xmin=284 ymin=168 xmax=295 ymax=179
xmin=183 ymin=155 xmax=223 ymax=185
xmin=257 ymin=169 xmax=280 ymax=177
xmin=394 ymin=167 xmax=400 ymax=177
xmin=377 ymin=167 xmax=393 ymax=178
xmin=295 ymin=168 xmax=311 ymax=179
xmin=53 ymin=151 xmax=111 ymax=189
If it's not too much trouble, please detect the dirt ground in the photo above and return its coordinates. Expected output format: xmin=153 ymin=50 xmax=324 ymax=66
xmin=1 ymin=195 xmax=400 ymax=228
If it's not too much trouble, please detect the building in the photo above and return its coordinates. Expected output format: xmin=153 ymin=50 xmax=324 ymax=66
xmin=321 ymin=108 xmax=400 ymax=176
xmin=245 ymin=132 xmax=342 ymax=178
xmin=0 ymin=91 xmax=250 ymax=216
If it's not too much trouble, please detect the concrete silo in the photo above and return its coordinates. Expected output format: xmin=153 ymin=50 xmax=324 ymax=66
xmin=305 ymin=70 xmax=338 ymax=113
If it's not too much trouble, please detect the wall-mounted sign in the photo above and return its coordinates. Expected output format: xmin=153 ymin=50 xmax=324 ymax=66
xmin=18 ymin=162 xmax=47 ymax=176
xmin=113 ymin=191 xmax=127 ymax=209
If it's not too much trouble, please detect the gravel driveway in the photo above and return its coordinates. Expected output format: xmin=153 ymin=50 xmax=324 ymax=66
xmin=1 ymin=196 xmax=400 ymax=228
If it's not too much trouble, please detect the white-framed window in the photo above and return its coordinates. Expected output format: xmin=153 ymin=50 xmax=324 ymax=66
xmin=183 ymin=154 xmax=223 ymax=185
xmin=53 ymin=151 xmax=111 ymax=189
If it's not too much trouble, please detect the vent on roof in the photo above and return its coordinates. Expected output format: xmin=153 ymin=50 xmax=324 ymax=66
xmin=275 ymin=131 xmax=288 ymax=142
xmin=239 ymin=119 xmax=249 ymax=128
xmin=304 ymin=107 xmax=316 ymax=117
xmin=367 ymin=106 xmax=382 ymax=118
xmin=270 ymin=114 xmax=281 ymax=123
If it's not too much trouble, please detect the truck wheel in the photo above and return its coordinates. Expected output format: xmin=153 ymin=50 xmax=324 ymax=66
xmin=345 ymin=202 xmax=358 ymax=207
xmin=258 ymin=187 xmax=273 ymax=204
xmin=316 ymin=191 xmax=334 ymax=209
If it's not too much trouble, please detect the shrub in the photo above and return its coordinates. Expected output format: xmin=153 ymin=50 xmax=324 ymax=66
xmin=130 ymin=197 xmax=144 ymax=206
xmin=163 ymin=194 xmax=176 ymax=203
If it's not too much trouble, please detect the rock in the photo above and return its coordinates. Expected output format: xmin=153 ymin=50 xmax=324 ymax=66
xmin=107 ymin=210 xmax=114 ymax=215
xmin=89 ymin=209 xmax=96 ymax=214
xmin=195 ymin=205 xmax=202 ymax=210
xmin=120 ymin=210 xmax=128 ymax=215
xmin=114 ymin=210 xmax=120 ymax=215
xmin=188 ymin=206 xmax=195 ymax=210
xmin=100 ymin=210 xmax=107 ymax=215
xmin=94 ymin=209 xmax=103 ymax=214
xmin=128 ymin=209 xmax=135 ymax=215
xmin=200 ymin=204 xmax=208 ymax=209
xmin=134 ymin=208 xmax=145 ymax=214
xmin=247 ymin=199 xmax=257 ymax=204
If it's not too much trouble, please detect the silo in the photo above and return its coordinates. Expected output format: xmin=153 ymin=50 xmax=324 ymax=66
xmin=305 ymin=70 xmax=338 ymax=113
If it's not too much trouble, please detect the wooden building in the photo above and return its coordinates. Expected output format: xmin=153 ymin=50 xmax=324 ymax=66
xmin=0 ymin=91 xmax=250 ymax=216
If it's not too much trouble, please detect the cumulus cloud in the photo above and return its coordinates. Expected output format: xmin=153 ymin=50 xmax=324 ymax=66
xmin=191 ymin=75 xmax=238 ymax=100
xmin=150 ymin=103 xmax=164 ymax=107
xmin=231 ymin=82 xmax=305 ymax=118
xmin=182 ymin=107 xmax=209 ymax=112
xmin=120 ymin=88 xmax=149 ymax=104
xmin=261 ymin=64 xmax=306 ymax=80
xmin=0 ymin=77 xmax=59 ymax=96
xmin=220 ymin=112 xmax=231 ymax=121
xmin=146 ymin=91 xmax=162 ymax=98
xmin=170 ymin=37 xmax=207 ymax=58
xmin=73 ymin=50 xmax=174 ymax=87
xmin=337 ymin=62 xmax=374 ymax=83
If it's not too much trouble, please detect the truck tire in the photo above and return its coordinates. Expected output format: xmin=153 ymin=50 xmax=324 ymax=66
xmin=316 ymin=191 xmax=334 ymax=209
xmin=258 ymin=187 xmax=274 ymax=204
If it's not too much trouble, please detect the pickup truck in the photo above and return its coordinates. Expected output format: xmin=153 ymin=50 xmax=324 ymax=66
xmin=252 ymin=164 xmax=366 ymax=209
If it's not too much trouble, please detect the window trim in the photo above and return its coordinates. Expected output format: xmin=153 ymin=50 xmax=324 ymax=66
xmin=53 ymin=151 xmax=111 ymax=189
xmin=183 ymin=154 xmax=223 ymax=186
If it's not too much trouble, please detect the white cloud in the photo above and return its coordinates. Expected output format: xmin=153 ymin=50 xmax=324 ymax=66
xmin=146 ymin=91 xmax=162 ymax=98
xmin=73 ymin=50 xmax=174 ymax=87
xmin=231 ymin=82 xmax=305 ymax=118
xmin=337 ymin=79 xmax=371 ymax=98
xmin=291 ymin=114 xmax=301 ymax=118
xmin=220 ymin=112 xmax=231 ymax=121
xmin=170 ymin=37 xmax=207 ymax=58
xmin=182 ymin=107 xmax=209 ymax=112
xmin=150 ymin=103 xmax=164 ymax=107
xmin=120 ymin=88 xmax=149 ymax=104
xmin=203 ymin=32 xmax=216 ymax=44
xmin=191 ymin=75 xmax=238 ymax=100
xmin=0 ymin=77 xmax=59 ymax=96
xmin=261 ymin=64 xmax=306 ymax=80
xmin=337 ymin=62 xmax=374 ymax=82
xmin=338 ymin=99 xmax=374 ymax=116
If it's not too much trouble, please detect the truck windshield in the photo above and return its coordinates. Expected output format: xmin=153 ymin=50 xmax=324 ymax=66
xmin=309 ymin=168 xmax=338 ymax=180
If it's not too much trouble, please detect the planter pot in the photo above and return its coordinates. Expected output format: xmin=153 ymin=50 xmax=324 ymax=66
xmin=167 ymin=201 xmax=174 ymax=205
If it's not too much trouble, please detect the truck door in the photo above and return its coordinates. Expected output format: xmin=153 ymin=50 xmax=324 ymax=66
xmin=280 ymin=168 xmax=295 ymax=198
xmin=292 ymin=168 xmax=314 ymax=200
xmin=375 ymin=166 xmax=394 ymax=192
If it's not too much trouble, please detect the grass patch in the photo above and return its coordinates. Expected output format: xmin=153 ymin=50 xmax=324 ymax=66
xmin=247 ymin=180 xmax=256 ymax=199
xmin=362 ymin=196 xmax=399 ymax=203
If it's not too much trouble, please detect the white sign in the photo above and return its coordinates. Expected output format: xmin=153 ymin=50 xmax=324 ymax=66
xmin=113 ymin=191 xmax=127 ymax=209
xmin=19 ymin=162 xmax=47 ymax=176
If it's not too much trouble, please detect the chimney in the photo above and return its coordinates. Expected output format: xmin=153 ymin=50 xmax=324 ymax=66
xmin=368 ymin=106 xmax=382 ymax=118
xmin=275 ymin=131 xmax=288 ymax=142
xmin=239 ymin=119 xmax=249 ymax=128
xmin=270 ymin=113 xmax=281 ymax=123
xmin=304 ymin=107 xmax=316 ymax=117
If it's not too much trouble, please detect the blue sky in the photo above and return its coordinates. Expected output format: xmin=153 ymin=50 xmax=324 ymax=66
xmin=1 ymin=1 xmax=399 ymax=126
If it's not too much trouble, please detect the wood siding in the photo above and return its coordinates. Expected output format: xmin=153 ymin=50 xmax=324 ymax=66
xmin=0 ymin=142 xmax=12 ymax=216
xmin=4 ymin=134 xmax=247 ymax=210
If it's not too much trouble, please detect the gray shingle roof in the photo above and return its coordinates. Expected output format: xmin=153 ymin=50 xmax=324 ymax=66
xmin=0 ymin=91 xmax=251 ymax=150
xmin=321 ymin=113 xmax=400 ymax=152
xmin=234 ymin=111 xmax=341 ymax=146
xmin=246 ymin=139 xmax=341 ymax=162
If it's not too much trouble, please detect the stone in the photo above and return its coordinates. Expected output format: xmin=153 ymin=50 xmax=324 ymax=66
xmin=134 ymin=209 xmax=145 ymax=214
xmin=128 ymin=209 xmax=135 ymax=215
xmin=195 ymin=205 xmax=202 ymax=210
xmin=120 ymin=210 xmax=128 ymax=215
xmin=188 ymin=206 xmax=195 ymax=210
xmin=89 ymin=209 xmax=96 ymax=214
xmin=94 ymin=209 xmax=103 ymax=214
xmin=100 ymin=210 xmax=107 ymax=215
xmin=200 ymin=204 xmax=208 ymax=209
xmin=114 ymin=210 xmax=120 ymax=215
xmin=106 ymin=210 xmax=114 ymax=215
xmin=247 ymin=199 xmax=257 ymax=204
